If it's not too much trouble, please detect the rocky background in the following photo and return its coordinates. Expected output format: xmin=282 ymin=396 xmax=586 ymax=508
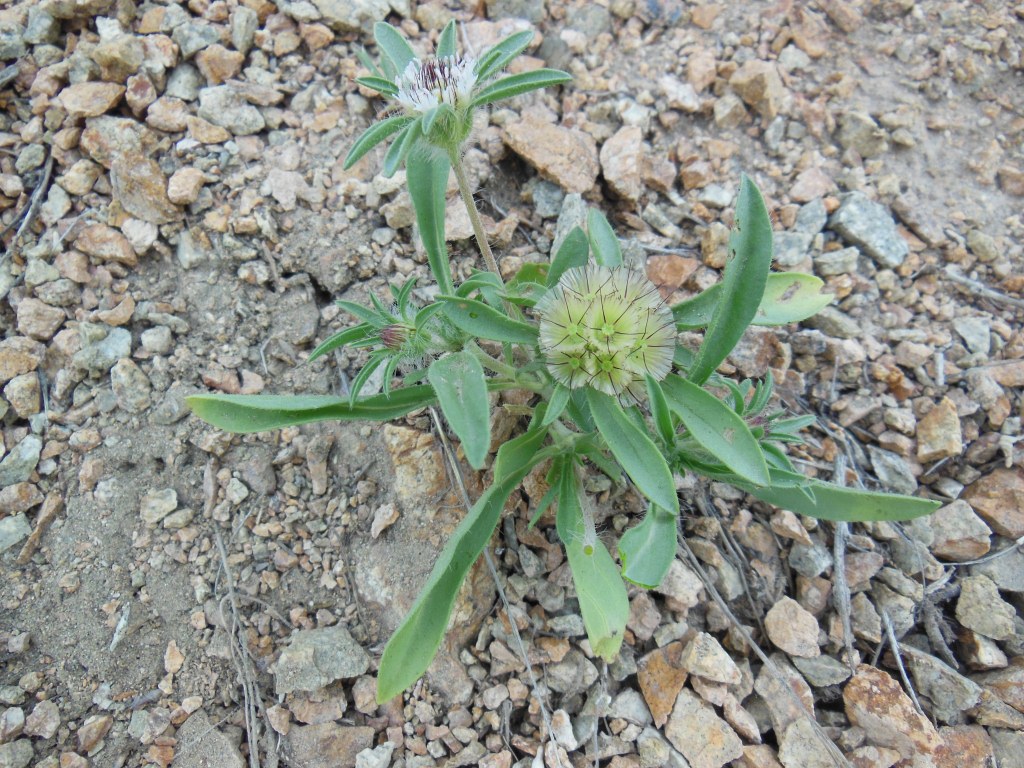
xmin=0 ymin=0 xmax=1023 ymax=766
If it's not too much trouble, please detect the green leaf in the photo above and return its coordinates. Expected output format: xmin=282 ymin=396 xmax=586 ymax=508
xmin=554 ymin=458 xmax=628 ymax=660
xmin=382 ymin=120 xmax=421 ymax=177
xmin=349 ymin=351 xmax=389 ymax=404
xmin=587 ymin=208 xmax=622 ymax=268
xmin=374 ymin=21 xmax=417 ymax=76
xmin=336 ymin=299 xmax=389 ymax=327
xmin=548 ymin=226 xmax=589 ymax=287
xmin=343 ymin=115 xmax=413 ymax=170
xmin=476 ymin=30 xmax=535 ymax=81
xmin=356 ymin=47 xmax=384 ymax=79
xmin=619 ymin=505 xmax=677 ymax=588
xmin=307 ymin=323 xmax=373 ymax=363
xmin=645 ymin=375 xmax=675 ymax=446
xmin=748 ymin=478 xmax=941 ymax=523
xmin=428 ymin=352 xmax=491 ymax=470
xmin=586 ymin=390 xmax=679 ymax=515
xmin=354 ymin=76 xmax=399 ymax=96
xmin=436 ymin=19 xmax=457 ymax=58
xmin=406 ymin=149 xmax=454 ymax=295
xmin=471 ymin=68 xmax=572 ymax=107
xmin=542 ymin=384 xmax=571 ymax=426
xmin=188 ymin=386 xmax=438 ymax=433
xmin=755 ymin=272 xmax=833 ymax=325
xmin=687 ymin=175 xmax=773 ymax=384
xmin=377 ymin=423 xmax=549 ymax=702
xmin=661 ymin=374 xmax=770 ymax=487
xmin=438 ymin=296 xmax=539 ymax=343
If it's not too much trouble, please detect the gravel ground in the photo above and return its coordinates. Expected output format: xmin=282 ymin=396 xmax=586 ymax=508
xmin=0 ymin=0 xmax=1023 ymax=767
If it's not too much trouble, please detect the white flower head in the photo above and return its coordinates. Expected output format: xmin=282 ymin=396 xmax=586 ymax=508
xmin=395 ymin=55 xmax=478 ymax=116
xmin=536 ymin=266 xmax=676 ymax=400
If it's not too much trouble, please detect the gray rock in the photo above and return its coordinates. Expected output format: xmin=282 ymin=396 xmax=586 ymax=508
xmin=355 ymin=742 xmax=396 ymax=768
xmin=172 ymin=21 xmax=221 ymax=59
xmin=165 ymin=64 xmax=203 ymax=102
xmin=804 ymin=306 xmax=861 ymax=339
xmin=551 ymin=192 xmax=588 ymax=257
xmin=698 ymin=184 xmax=733 ymax=209
xmin=0 ymin=740 xmax=33 ymax=768
xmin=903 ymin=646 xmax=981 ymax=723
xmin=637 ymin=726 xmax=689 ymax=768
xmin=973 ymin=548 xmax=1024 ymax=593
xmin=198 ymin=86 xmax=265 ymax=136
xmin=773 ymin=231 xmax=814 ymax=267
xmin=956 ymin=574 xmax=1016 ymax=641
xmin=0 ymin=20 xmax=26 ymax=61
xmin=569 ymin=4 xmax=611 ymax=35
xmin=0 ymin=436 xmax=42 ymax=487
xmin=286 ymin=723 xmax=375 ymax=768
xmin=608 ymin=689 xmax=652 ymax=726
xmin=789 ymin=541 xmax=833 ymax=578
xmin=231 ymin=7 xmax=258 ymax=54
xmin=174 ymin=710 xmax=243 ymax=768
xmin=814 ymin=247 xmax=859 ymax=276
xmin=837 ymin=111 xmax=889 ymax=158
xmin=952 ymin=316 xmax=991 ymax=356
xmin=867 ymin=445 xmax=917 ymax=495
xmin=545 ymin=649 xmax=598 ymax=695
xmin=15 ymin=146 xmax=46 ymax=176
xmin=273 ymin=625 xmax=370 ymax=695
xmin=991 ymin=728 xmax=1024 ymax=768
xmin=829 ymin=192 xmax=908 ymax=268
xmin=530 ymin=180 xmax=564 ymax=219
xmin=794 ymin=198 xmax=827 ymax=234
xmin=312 ymin=0 xmax=389 ymax=32
xmin=792 ymin=655 xmax=852 ymax=687
xmin=0 ymin=515 xmax=31 ymax=556
xmin=140 ymin=488 xmax=178 ymax=525
xmin=72 ymin=326 xmax=132 ymax=374
xmin=485 ymin=0 xmax=545 ymax=23
xmin=23 ymin=8 xmax=59 ymax=45
xmin=778 ymin=719 xmax=834 ymax=768
xmin=665 ymin=689 xmax=742 ymax=768
xmin=110 ymin=358 xmax=152 ymax=413
xmin=966 ymin=229 xmax=999 ymax=263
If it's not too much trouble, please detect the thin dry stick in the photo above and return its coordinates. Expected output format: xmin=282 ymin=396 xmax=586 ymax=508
xmin=880 ymin=609 xmax=925 ymax=716
xmin=1 ymin=153 xmax=54 ymax=263
xmin=679 ymin=539 xmax=854 ymax=768
xmin=939 ymin=264 xmax=1024 ymax=311
xmin=428 ymin=407 xmax=564 ymax=767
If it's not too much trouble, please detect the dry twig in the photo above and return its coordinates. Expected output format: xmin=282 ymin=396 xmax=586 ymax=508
xmin=0 ymin=153 xmax=54 ymax=264
xmin=879 ymin=609 xmax=925 ymax=716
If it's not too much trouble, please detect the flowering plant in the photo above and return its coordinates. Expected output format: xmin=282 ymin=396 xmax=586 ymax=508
xmin=188 ymin=22 xmax=939 ymax=703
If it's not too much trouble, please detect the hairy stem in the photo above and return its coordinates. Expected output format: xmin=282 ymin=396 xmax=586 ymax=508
xmin=449 ymin=149 xmax=501 ymax=278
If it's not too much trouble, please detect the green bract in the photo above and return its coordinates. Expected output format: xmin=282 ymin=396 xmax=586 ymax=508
xmin=344 ymin=21 xmax=571 ymax=170
xmin=189 ymin=38 xmax=943 ymax=709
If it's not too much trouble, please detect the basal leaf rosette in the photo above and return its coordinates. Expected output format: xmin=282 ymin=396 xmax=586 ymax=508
xmin=536 ymin=266 xmax=675 ymax=400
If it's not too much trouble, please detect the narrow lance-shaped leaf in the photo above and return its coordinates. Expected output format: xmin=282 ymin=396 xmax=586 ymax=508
xmin=476 ymin=30 xmax=535 ymax=81
xmin=471 ymin=69 xmax=572 ymax=107
xmin=645 ymin=374 xmax=675 ymax=446
xmin=343 ymin=115 xmax=412 ymax=170
xmin=438 ymin=295 xmax=539 ymax=343
xmin=187 ymin=387 xmax=439 ymax=433
xmin=587 ymin=208 xmax=622 ymax=268
xmin=406 ymin=149 xmax=454 ymax=295
xmin=376 ymin=422 xmax=550 ymax=702
xmin=354 ymin=76 xmax=399 ymax=96
xmin=661 ymin=374 xmax=770 ymax=487
xmin=428 ymin=351 xmax=491 ymax=470
xmin=746 ymin=476 xmax=941 ymax=523
xmin=436 ymin=19 xmax=457 ymax=58
xmin=382 ymin=119 xmax=421 ymax=178
xmin=547 ymin=226 xmax=589 ymax=287
xmin=554 ymin=458 xmax=629 ymax=660
xmin=687 ymin=175 xmax=773 ymax=384
xmin=586 ymin=390 xmax=679 ymax=515
xmin=542 ymin=384 xmax=571 ymax=426
xmin=307 ymin=323 xmax=373 ymax=363
xmin=619 ymin=504 xmax=677 ymax=588
xmin=374 ymin=21 xmax=417 ymax=75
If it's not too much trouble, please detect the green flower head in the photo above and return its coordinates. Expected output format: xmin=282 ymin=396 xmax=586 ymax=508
xmin=344 ymin=21 xmax=571 ymax=175
xmin=536 ymin=266 xmax=675 ymax=400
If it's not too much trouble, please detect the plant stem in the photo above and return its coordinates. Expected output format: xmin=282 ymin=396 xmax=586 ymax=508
xmin=449 ymin=149 xmax=501 ymax=279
